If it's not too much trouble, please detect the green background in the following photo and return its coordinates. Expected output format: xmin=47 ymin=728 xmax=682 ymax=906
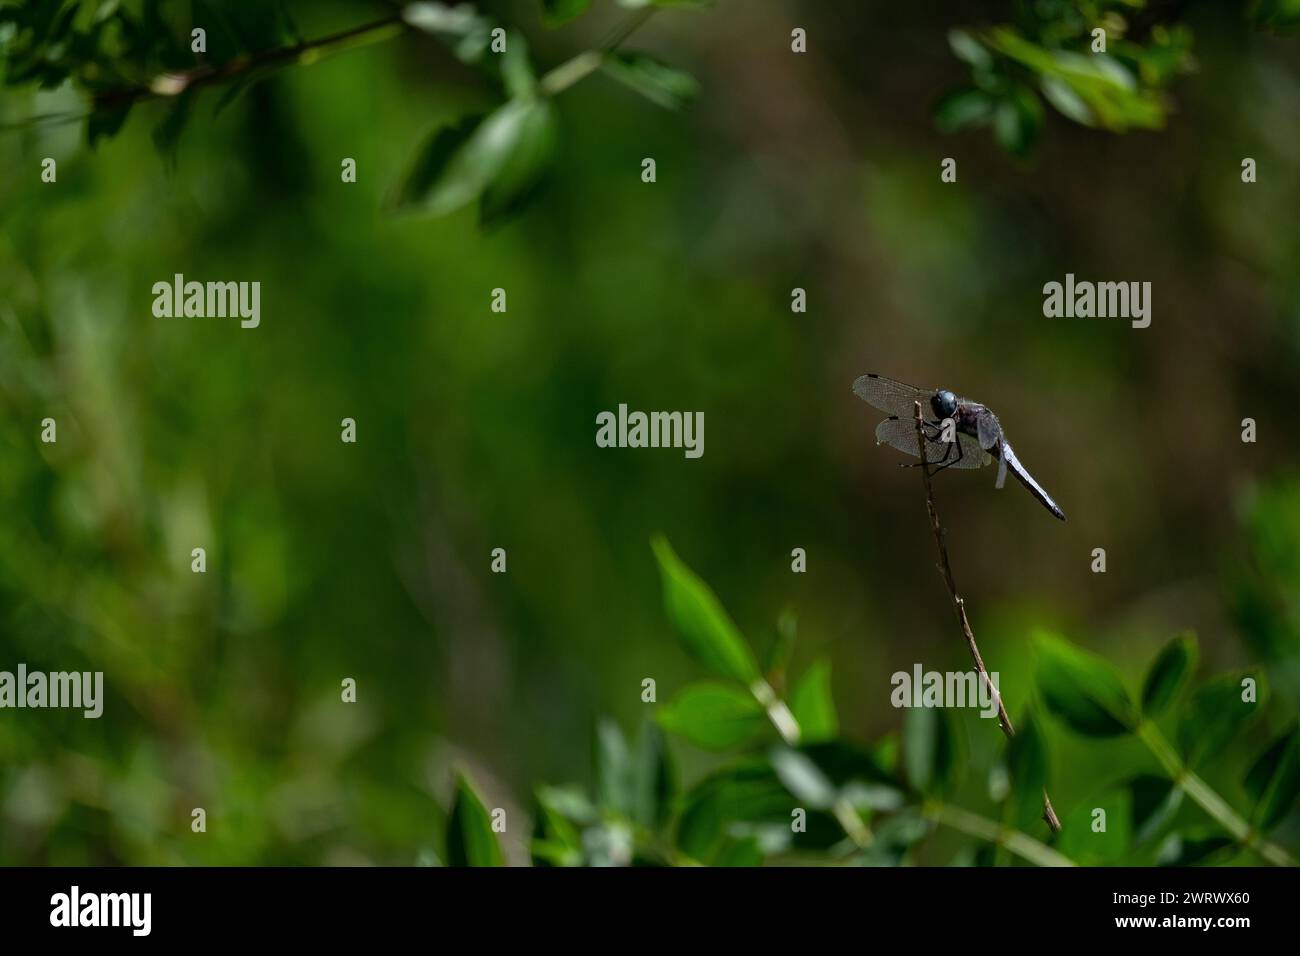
xmin=1 ymin=0 xmax=1298 ymax=864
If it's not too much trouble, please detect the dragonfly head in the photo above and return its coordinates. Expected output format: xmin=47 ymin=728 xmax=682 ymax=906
xmin=931 ymin=390 xmax=958 ymax=420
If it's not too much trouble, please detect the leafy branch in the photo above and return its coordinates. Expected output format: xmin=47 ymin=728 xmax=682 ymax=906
xmin=429 ymin=537 xmax=1298 ymax=868
xmin=0 ymin=1 xmax=701 ymax=226
xmin=937 ymin=1 xmax=1299 ymax=156
xmin=647 ymin=536 xmax=1071 ymax=867
xmin=1035 ymin=631 xmax=1299 ymax=866
xmin=91 ymin=13 xmax=406 ymax=110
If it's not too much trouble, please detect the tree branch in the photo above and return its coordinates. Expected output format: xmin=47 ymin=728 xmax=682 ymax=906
xmin=94 ymin=14 xmax=405 ymax=111
xmin=912 ymin=402 xmax=1062 ymax=834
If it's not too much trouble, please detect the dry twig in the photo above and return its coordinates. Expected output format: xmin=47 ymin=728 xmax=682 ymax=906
xmin=911 ymin=401 xmax=1062 ymax=833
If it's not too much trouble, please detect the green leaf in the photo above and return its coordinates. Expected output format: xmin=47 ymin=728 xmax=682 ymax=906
xmin=676 ymin=759 xmax=838 ymax=860
xmin=948 ymin=29 xmax=993 ymax=72
xmin=903 ymin=707 xmax=959 ymax=795
xmin=1141 ymin=632 xmax=1198 ymax=716
xmin=1155 ymin=829 xmax=1235 ymax=867
xmin=535 ymin=783 xmax=599 ymax=825
xmin=769 ymin=746 xmax=837 ymax=809
xmin=839 ymin=781 xmax=905 ymax=812
xmin=447 ymin=774 xmax=504 ymax=866
xmin=988 ymin=29 xmax=1164 ymax=131
xmin=1040 ymin=74 xmax=1094 ymax=126
xmin=857 ymin=811 xmax=931 ymax=866
xmin=1034 ymin=631 xmax=1137 ymax=736
xmin=630 ymin=719 xmax=674 ymax=828
xmin=675 ymin=755 xmax=856 ymax=859
xmin=650 ymin=536 xmax=760 ymax=685
xmin=594 ymin=718 xmax=633 ymax=815
xmin=934 ymin=87 xmax=995 ymax=133
xmin=1005 ymin=711 xmax=1048 ymax=828
xmin=530 ymin=788 xmax=584 ymax=866
xmin=392 ymin=113 xmax=485 ymax=213
xmin=1127 ymin=774 xmax=1184 ymax=846
xmin=763 ymin=608 xmax=798 ymax=677
xmin=402 ymin=2 xmax=493 ymax=63
xmin=993 ymin=85 xmax=1042 ymax=157
xmin=712 ymin=837 xmax=763 ymax=866
xmin=87 ymin=101 xmax=131 ymax=148
xmin=1177 ymin=672 xmax=1264 ymax=766
xmin=800 ymin=740 xmax=897 ymax=787
xmin=658 ymin=682 xmax=765 ymax=750
xmin=498 ymin=31 xmax=535 ymax=99
xmin=601 ymin=51 xmax=699 ymax=110
xmin=478 ymin=98 xmax=558 ymax=228
xmin=393 ymin=97 xmax=558 ymax=226
xmin=542 ymin=0 xmax=593 ymax=26
xmin=1245 ymin=725 xmax=1300 ymax=831
xmin=789 ymin=659 xmax=837 ymax=743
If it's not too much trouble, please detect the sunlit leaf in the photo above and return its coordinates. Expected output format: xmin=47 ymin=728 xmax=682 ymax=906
xmin=403 ymin=2 xmax=493 ymax=62
xmin=393 ymin=97 xmax=558 ymax=227
xmin=770 ymin=746 xmax=837 ymax=809
xmin=650 ymin=535 xmax=760 ymax=685
xmin=948 ymin=28 xmax=993 ymax=71
xmin=789 ymin=659 xmax=837 ymax=743
xmin=1041 ymin=75 xmax=1093 ymax=125
xmin=479 ymin=98 xmax=557 ymax=228
xmin=658 ymin=682 xmax=765 ymax=750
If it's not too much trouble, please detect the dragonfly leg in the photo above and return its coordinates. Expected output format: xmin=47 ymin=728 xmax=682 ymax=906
xmin=901 ymin=421 xmax=954 ymax=471
xmin=930 ymin=433 xmax=965 ymax=474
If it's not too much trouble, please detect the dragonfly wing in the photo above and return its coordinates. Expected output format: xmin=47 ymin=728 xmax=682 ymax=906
xmin=853 ymin=373 xmax=934 ymax=418
xmin=956 ymin=431 xmax=993 ymax=469
xmin=975 ymin=408 xmax=1003 ymax=451
xmin=874 ymin=417 xmax=989 ymax=469
xmin=874 ymin=417 xmax=941 ymax=461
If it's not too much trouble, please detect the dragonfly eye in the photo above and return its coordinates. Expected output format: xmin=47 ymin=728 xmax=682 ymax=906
xmin=932 ymin=390 xmax=958 ymax=419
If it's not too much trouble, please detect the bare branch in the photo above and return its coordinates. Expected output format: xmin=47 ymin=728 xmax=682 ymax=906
xmin=911 ymin=401 xmax=1062 ymax=834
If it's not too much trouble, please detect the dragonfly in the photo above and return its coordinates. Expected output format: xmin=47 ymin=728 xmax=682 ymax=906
xmin=852 ymin=373 xmax=1066 ymax=521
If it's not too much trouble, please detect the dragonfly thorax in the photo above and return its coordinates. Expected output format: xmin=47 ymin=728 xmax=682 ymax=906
xmin=930 ymin=390 xmax=958 ymax=420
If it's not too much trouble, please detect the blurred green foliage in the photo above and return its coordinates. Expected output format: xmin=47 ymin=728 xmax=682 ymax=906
xmin=1 ymin=1 xmax=1299 ymax=865
xmin=466 ymin=541 xmax=1294 ymax=867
